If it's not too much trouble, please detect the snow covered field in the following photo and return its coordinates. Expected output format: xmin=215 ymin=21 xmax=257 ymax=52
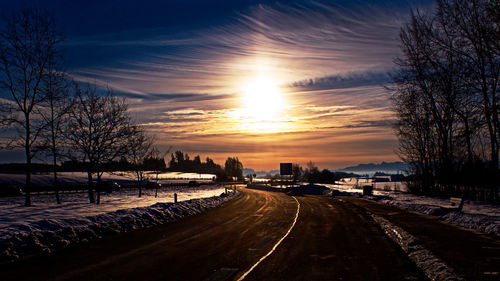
xmin=0 ymin=183 xmax=237 ymax=263
xmin=0 ymin=185 xmax=228 ymax=228
xmin=151 ymin=171 xmax=215 ymax=181
xmin=0 ymin=171 xmax=216 ymax=188
xmin=322 ymin=182 xmax=500 ymax=237
xmin=336 ymin=177 xmax=408 ymax=192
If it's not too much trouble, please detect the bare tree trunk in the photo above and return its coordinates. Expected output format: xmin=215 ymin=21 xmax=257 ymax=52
xmin=96 ymin=172 xmax=102 ymax=205
xmin=87 ymin=169 xmax=95 ymax=203
xmin=52 ymin=124 xmax=61 ymax=204
xmin=481 ymin=82 xmax=499 ymax=170
xmin=25 ymin=117 xmax=31 ymax=207
xmin=25 ymin=148 xmax=32 ymax=206
xmin=463 ymin=118 xmax=474 ymax=164
xmin=53 ymin=150 xmax=60 ymax=204
xmin=155 ymin=171 xmax=159 ymax=197
xmin=136 ymin=170 xmax=142 ymax=197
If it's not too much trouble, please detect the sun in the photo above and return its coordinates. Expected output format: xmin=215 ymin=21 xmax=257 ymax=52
xmin=232 ymin=75 xmax=289 ymax=133
xmin=242 ymin=76 xmax=285 ymax=121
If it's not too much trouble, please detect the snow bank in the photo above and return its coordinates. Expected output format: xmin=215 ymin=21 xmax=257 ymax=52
xmin=0 ymin=192 xmax=238 ymax=263
xmin=0 ymin=186 xmax=228 ymax=228
xmin=371 ymin=213 xmax=464 ymax=281
xmin=442 ymin=211 xmax=500 ymax=237
xmin=372 ymin=195 xmax=500 ymax=237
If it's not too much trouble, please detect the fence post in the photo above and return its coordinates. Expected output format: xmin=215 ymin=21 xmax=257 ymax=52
xmin=174 ymin=193 xmax=177 ymax=203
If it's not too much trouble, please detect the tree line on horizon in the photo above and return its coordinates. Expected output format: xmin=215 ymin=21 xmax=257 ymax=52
xmin=0 ymin=8 xmax=245 ymax=206
xmin=253 ymin=162 xmax=356 ymax=186
xmin=390 ymin=0 xmax=499 ymax=201
xmin=168 ymin=151 xmax=223 ymax=175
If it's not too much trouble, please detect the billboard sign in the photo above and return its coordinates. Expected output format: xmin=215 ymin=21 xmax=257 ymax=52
xmin=280 ymin=163 xmax=293 ymax=175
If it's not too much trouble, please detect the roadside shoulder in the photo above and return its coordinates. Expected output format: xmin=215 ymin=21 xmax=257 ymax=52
xmin=341 ymin=196 xmax=500 ymax=281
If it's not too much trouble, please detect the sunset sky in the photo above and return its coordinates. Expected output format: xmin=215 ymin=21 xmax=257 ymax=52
xmin=0 ymin=0 xmax=433 ymax=170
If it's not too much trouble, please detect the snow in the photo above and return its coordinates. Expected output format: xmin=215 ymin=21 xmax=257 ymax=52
xmin=0 ymin=184 xmax=237 ymax=263
xmin=336 ymin=177 xmax=408 ymax=192
xmin=372 ymin=193 xmax=500 ymax=237
xmin=0 ymin=171 xmax=215 ymax=188
xmin=0 ymin=186 xmax=230 ymax=230
xmin=321 ymin=180 xmax=500 ymax=237
xmin=149 ymin=171 xmax=215 ymax=181
xmin=370 ymin=212 xmax=464 ymax=281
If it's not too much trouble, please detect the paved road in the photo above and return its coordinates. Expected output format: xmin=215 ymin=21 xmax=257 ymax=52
xmin=2 ymin=188 xmax=426 ymax=281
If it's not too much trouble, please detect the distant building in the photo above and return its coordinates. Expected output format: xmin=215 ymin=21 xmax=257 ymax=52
xmin=390 ymin=174 xmax=405 ymax=182
xmin=372 ymin=177 xmax=390 ymax=183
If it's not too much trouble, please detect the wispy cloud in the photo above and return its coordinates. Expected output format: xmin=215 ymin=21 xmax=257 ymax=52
xmin=67 ymin=0 xmax=417 ymax=169
xmin=0 ymin=0 xmax=433 ymax=169
xmin=291 ymin=71 xmax=391 ymax=91
xmin=65 ymin=0 xmax=421 ymax=94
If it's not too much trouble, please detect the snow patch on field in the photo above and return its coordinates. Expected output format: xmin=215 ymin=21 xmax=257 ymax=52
xmin=372 ymin=214 xmax=465 ymax=281
xmin=0 ymin=191 xmax=238 ymax=263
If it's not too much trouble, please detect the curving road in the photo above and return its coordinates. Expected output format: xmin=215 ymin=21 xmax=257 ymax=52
xmin=2 ymin=188 xmax=426 ymax=281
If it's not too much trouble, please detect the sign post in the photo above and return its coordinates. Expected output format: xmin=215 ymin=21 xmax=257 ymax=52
xmin=280 ymin=163 xmax=293 ymax=188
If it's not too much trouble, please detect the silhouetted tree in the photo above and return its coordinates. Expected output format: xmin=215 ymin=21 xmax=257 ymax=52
xmin=125 ymin=125 xmax=153 ymax=197
xmin=37 ymin=60 xmax=73 ymax=204
xmin=224 ymin=157 xmax=243 ymax=181
xmin=202 ymin=157 xmax=223 ymax=174
xmin=145 ymin=146 xmax=169 ymax=197
xmin=437 ymin=0 xmax=500 ymax=170
xmin=391 ymin=0 xmax=500 ymax=199
xmin=194 ymin=155 xmax=201 ymax=165
xmin=292 ymin=163 xmax=303 ymax=183
xmin=66 ymin=84 xmax=132 ymax=204
xmin=304 ymin=161 xmax=319 ymax=184
xmin=168 ymin=151 xmax=222 ymax=174
xmin=0 ymin=101 xmax=15 ymax=130
xmin=0 ymin=8 xmax=64 ymax=206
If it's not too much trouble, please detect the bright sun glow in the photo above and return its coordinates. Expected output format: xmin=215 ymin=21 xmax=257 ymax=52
xmin=243 ymin=76 xmax=285 ymax=121
xmin=230 ymin=75 xmax=290 ymax=133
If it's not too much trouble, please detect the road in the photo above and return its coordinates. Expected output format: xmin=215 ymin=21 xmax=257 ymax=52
xmin=2 ymin=188 xmax=428 ymax=281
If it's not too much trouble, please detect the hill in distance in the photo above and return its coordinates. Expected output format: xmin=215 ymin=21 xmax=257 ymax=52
xmin=337 ymin=161 xmax=408 ymax=175
xmin=244 ymin=161 xmax=408 ymax=178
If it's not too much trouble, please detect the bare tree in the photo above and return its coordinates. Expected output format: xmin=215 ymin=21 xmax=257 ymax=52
xmin=390 ymin=76 xmax=438 ymax=193
xmin=0 ymin=100 xmax=15 ymax=129
xmin=390 ymin=0 xmax=499 ymax=199
xmin=437 ymin=0 xmax=500 ymax=170
xmin=224 ymin=157 xmax=243 ymax=181
xmin=66 ymin=84 xmax=132 ymax=204
xmin=145 ymin=146 xmax=169 ymax=197
xmin=37 ymin=62 xmax=73 ymax=204
xmin=125 ymin=125 xmax=154 ymax=197
xmin=0 ymin=8 xmax=63 ymax=206
xmin=292 ymin=163 xmax=303 ymax=184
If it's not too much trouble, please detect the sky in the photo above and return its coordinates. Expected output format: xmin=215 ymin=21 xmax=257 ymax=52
xmin=0 ymin=0 xmax=433 ymax=170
